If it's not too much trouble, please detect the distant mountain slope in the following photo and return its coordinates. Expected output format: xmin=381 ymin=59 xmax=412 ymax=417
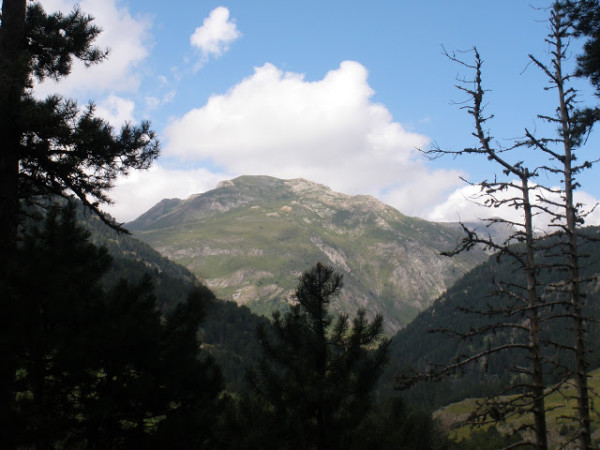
xmin=128 ymin=175 xmax=488 ymax=333
xmin=383 ymin=227 xmax=600 ymax=409
xmin=70 ymin=204 xmax=268 ymax=392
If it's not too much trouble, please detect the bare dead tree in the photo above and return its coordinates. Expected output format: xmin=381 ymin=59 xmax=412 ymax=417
xmin=524 ymin=4 xmax=598 ymax=448
xmin=421 ymin=45 xmax=551 ymax=449
xmin=397 ymin=4 xmax=599 ymax=449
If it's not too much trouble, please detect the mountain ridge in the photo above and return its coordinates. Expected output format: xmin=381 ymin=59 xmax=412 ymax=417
xmin=128 ymin=175 xmax=488 ymax=333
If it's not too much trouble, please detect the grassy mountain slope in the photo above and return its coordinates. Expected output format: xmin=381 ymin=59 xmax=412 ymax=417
xmin=76 ymin=206 xmax=198 ymax=311
xmin=435 ymin=368 xmax=600 ymax=448
xmin=128 ymin=175 xmax=487 ymax=333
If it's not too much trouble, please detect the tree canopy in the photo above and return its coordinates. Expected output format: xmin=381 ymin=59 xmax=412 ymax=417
xmin=0 ymin=0 xmax=159 ymax=259
xmin=1 ymin=203 xmax=223 ymax=449
xmin=243 ymin=263 xmax=390 ymax=450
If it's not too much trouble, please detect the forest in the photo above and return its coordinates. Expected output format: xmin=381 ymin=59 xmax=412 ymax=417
xmin=2 ymin=0 xmax=600 ymax=449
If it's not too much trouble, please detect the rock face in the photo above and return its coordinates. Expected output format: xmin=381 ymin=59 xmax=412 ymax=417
xmin=128 ymin=175 xmax=486 ymax=334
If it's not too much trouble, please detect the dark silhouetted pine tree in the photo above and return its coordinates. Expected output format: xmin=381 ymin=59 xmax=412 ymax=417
xmin=0 ymin=0 xmax=159 ymax=256
xmin=1 ymin=203 xmax=223 ymax=449
xmin=0 ymin=3 xmax=159 ymax=432
xmin=242 ymin=262 xmax=389 ymax=450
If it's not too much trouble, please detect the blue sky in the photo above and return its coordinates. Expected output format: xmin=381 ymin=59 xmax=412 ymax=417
xmin=36 ymin=0 xmax=600 ymax=225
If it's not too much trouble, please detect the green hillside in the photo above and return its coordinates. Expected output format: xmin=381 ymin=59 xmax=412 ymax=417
xmin=128 ymin=175 xmax=487 ymax=333
xmin=384 ymin=227 xmax=600 ymax=409
xmin=73 ymin=203 xmax=269 ymax=392
xmin=436 ymin=369 xmax=600 ymax=448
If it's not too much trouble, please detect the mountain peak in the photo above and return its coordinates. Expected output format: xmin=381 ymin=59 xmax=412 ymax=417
xmin=129 ymin=175 xmax=487 ymax=333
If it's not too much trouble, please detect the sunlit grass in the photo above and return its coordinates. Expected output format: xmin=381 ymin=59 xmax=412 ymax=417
xmin=436 ymin=369 xmax=600 ymax=447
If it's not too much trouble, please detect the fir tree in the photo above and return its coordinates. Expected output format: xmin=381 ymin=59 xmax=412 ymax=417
xmin=0 ymin=2 xmax=159 ymax=437
xmin=2 ymin=204 xmax=223 ymax=449
xmin=243 ymin=263 xmax=389 ymax=450
xmin=0 ymin=0 xmax=159 ymax=256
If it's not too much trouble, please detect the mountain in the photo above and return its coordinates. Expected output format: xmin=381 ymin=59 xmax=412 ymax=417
xmin=58 ymin=203 xmax=267 ymax=392
xmin=383 ymin=226 xmax=600 ymax=409
xmin=127 ymin=175 xmax=488 ymax=333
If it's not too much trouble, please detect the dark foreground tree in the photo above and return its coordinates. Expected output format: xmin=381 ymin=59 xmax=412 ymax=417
xmin=241 ymin=263 xmax=389 ymax=450
xmin=0 ymin=0 xmax=159 ymax=258
xmin=1 ymin=204 xmax=223 ymax=449
xmin=563 ymin=0 xmax=600 ymax=95
xmin=358 ymin=396 xmax=444 ymax=450
xmin=0 ymin=1 xmax=159 ymax=440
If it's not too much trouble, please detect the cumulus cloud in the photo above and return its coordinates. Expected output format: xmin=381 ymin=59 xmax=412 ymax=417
xmin=33 ymin=0 xmax=152 ymax=98
xmin=104 ymin=165 xmax=234 ymax=222
xmin=427 ymin=182 xmax=600 ymax=228
xmin=95 ymin=95 xmax=136 ymax=128
xmin=163 ymin=61 xmax=461 ymax=217
xmin=190 ymin=7 xmax=241 ymax=59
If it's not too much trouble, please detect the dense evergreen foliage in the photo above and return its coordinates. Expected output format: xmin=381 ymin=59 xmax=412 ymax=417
xmin=240 ymin=263 xmax=390 ymax=450
xmin=0 ymin=0 xmax=159 ymax=260
xmin=564 ymin=0 xmax=600 ymax=94
xmin=70 ymin=199 xmax=271 ymax=392
xmin=1 ymin=204 xmax=224 ymax=448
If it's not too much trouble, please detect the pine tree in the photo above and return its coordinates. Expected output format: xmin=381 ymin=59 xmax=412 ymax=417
xmin=0 ymin=2 xmax=159 ymax=438
xmin=2 ymin=203 xmax=223 ymax=449
xmin=3 ymin=203 xmax=114 ymax=448
xmin=244 ymin=263 xmax=389 ymax=450
xmin=0 ymin=0 xmax=159 ymax=257
xmin=563 ymin=0 xmax=600 ymax=95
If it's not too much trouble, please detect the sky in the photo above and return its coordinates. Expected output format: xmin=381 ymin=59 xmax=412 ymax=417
xmin=35 ymin=0 xmax=600 ymax=226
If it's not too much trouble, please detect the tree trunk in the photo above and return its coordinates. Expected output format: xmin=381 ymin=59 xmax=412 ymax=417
xmin=0 ymin=1 xmax=27 ymax=448
xmin=522 ymin=175 xmax=548 ymax=450
xmin=555 ymin=8 xmax=592 ymax=447
xmin=0 ymin=0 xmax=26 ymax=256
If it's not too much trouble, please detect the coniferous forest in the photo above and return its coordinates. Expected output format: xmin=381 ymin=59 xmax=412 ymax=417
xmin=3 ymin=1 xmax=600 ymax=449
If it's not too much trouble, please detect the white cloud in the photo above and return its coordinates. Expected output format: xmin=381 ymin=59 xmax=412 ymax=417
xmin=428 ymin=182 xmax=600 ymax=229
xmin=104 ymin=165 xmax=234 ymax=222
xmin=163 ymin=90 xmax=176 ymax=103
xmin=428 ymin=183 xmax=523 ymax=224
xmin=163 ymin=61 xmax=461 ymax=217
xmin=145 ymin=90 xmax=176 ymax=110
xmin=33 ymin=0 xmax=152 ymax=98
xmin=190 ymin=7 xmax=241 ymax=59
xmin=145 ymin=96 xmax=161 ymax=111
xmin=95 ymin=95 xmax=135 ymax=128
